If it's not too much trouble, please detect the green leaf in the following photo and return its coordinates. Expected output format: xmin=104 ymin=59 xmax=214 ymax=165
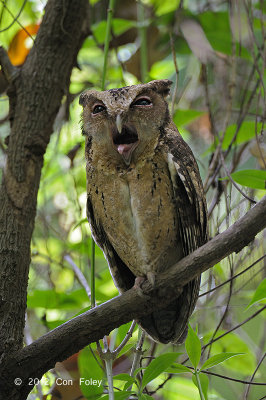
xmin=90 ymin=0 xmax=101 ymax=5
xmin=200 ymin=352 xmax=244 ymax=371
xmin=173 ymin=109 xmax=204 ymax=127
xmin=203 ymin=331 xmax=256 ymax=375
xmin=91 ymin=19 xmax=135 ymax=45
xmin=116 ymin=343 xmax=136 ymax=357
xmin=155 ymin=0 xmax=180 ymax=16
xmin=133 ymin=366 xmax=145 ymax=377
xmin=185 ymin=325 xmax=202 ymax=369
xmin=91 ymin=21 xmax=107 ymax=44
xmin=246 ymin=279 xmax=266 ymax=309
xmin=192 ymin=373 xmax=209 ymax=400
xmin=78 ymin=347 xmax=103 ymax=397
xmin=113 ymin=373 xmax=135 ymax=384
xmin=100 ymin=392 xmax=133 ymax=400
xmin=149 ymin=56 xmax=186 ymax=80
xmin=27 ymin=289 xmax=89 ymax=310
xmin=221 ymin=122 xmax=263 ymax=150
xmin=166 ymin=363 xmax=192 ymax=374
xmin=141 ymin=352 xmax=181 ymax=389
xmin=72 ymin=217 xmax=88 ymax=230
xmin=149 ymin=59 xmax=176 ymax=80
xmin=146 ymin=0 xmax=181 ymax=16
xmin=230 ymin=169 xmax=266 ymax=190
xmin=112 ymin=18 xmax=135 ymax=36
xmin=139 ymin=395 xmax=154 ymax=400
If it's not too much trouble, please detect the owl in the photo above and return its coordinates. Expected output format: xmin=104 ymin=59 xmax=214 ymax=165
xmin=80 ymin=80 xmax=208 ymax=344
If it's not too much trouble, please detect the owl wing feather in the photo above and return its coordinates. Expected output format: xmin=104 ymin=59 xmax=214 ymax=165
xmin=161 ymin=123 xmax=208 ymax=333
xmin=164 ymin=123 xmax=208 ymax=254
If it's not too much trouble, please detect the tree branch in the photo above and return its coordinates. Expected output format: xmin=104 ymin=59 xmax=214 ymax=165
xmin=1 ymin=195 xmax=265 ymax=398
xmin=0 ymin=46 xmax=18 ymax=82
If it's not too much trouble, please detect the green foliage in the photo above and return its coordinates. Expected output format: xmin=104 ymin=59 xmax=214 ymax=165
xmin=185 ymin=325 xmax=202 ymax=369
xmin=203 ymin=331 xmax=256 ymax=375
xmin=230 ymin=169 xmax=266 ymax=190
xmin=78 ymin=346 xmax=104 ymax=398
xmin=192 ymin=373 xmax=209 ymax=400
xmin=27 ymin=289 xmax=89 ymax=310
xmin=140 ymin=352 xmax=181 ymax=390
xmin=200 ymin=353 xmax=244 ymax=371
xmin=174 ymin=109 xmax=204 ymax=127
xmin=246 ymin=279 xmax=266 ymax=309
xmin=221 ymin=122 xmax=263 ymax=150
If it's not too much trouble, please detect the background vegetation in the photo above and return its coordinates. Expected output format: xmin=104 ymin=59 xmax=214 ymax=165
xmin=0 ymin=0 xmax=265 ymax=399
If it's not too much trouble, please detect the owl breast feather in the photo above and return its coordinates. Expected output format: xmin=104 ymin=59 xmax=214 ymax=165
xmin=87 ymin=152 xmax=183 ymax=279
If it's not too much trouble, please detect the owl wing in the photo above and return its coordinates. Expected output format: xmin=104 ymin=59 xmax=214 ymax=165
xmin=87 ymin=196 xmax=136 ymax=292
xmin=134 ymin=126 xmax=208 ymax=344
xmin=165 ymin=123 xmax=208 ymax=254
xmin=164 ymin=123 xmax=208 ymax=318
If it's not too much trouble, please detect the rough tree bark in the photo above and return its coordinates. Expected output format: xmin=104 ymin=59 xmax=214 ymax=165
xmin=0 ymin=0 xmax=89 ymax=398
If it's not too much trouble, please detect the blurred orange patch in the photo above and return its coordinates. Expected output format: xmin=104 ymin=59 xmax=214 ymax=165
xmin=8 ymin=24 xmax=39 ymax=66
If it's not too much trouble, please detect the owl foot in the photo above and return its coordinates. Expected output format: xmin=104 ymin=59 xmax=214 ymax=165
xmin=133 ymin=276 xmax=146 ymax=289
xmin=147 ymin=271 xmax=156 ymax=287
xmin=133 ymin=272 xmax=156 ymax=298
xmin=133 ymin=276 xmax=150 ymax=299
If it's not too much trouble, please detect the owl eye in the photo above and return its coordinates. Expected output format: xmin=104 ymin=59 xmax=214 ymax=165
xmin=132 ymin=97 xmax=152 ymax=106
xmin=92 ymin=104 xmax=106 ymax=114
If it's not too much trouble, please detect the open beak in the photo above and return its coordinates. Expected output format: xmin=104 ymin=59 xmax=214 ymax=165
xmin=112 ymin=121 xmax=139 ymax=166
xmin=116 ymin=114 xmax=123 ymax=134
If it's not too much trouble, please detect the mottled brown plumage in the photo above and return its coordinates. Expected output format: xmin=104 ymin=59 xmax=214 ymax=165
xmin=80 ymin=80 xmax=208 ymax=344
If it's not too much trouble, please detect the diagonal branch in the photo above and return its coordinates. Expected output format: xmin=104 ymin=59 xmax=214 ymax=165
xmin=1 ymin=195 xmax=266 ymax=397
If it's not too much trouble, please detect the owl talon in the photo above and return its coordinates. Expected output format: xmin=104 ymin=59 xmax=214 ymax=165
xmin=133 ymin=276 xmax=150 ymax=299
xmin=147 ymin=271 xmax=156 ymax=288
xmin=133 ymin=276 xmax=146 ymax=289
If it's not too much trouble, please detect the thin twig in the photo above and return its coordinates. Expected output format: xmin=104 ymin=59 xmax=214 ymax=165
xmin=90 ymin=239 xmax=96 ymax=308
xmin=201 ymin=368 xmax=266 ymax=386
xmin=130 ymin=330 xmax=145 ymax=378
xmin=0 ymin=0 xmax=27 ymax=33
xmin=64 ymin=255 xmax=91 ymax=300
xmin=206 ymin=253 xmax=234 ymax=358
xmin=244 ymin=353 xmax=266 ymax=399
xmin=104 ymin=350 xmax=114 ymax=400
xmin=220 ymin=150 xmax=256 ymax=204
xmin=170 ymin=33 xmax=179 ymax=117
xmin=101 ymin=0 xmax=115 ymax=90
xmin=137 ymin=0 xmax=148 ymax=83
xmin=254 ymin=91 xmax=266 ymax=169
xmin=113 ymin=321 xmax=137 ymax=356
xmin=204 ymin=306 xmax=266 ymax=349
xmin=0 ymin=46 xmax=18 ymax=82
xmin=199 ymin=255 xmax=266 ymax=297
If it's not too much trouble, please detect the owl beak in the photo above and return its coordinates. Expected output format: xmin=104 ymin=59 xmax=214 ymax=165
xmin=111 ymin=123 xmax=139 ymax=166
xmin=116 ymin=114 xmax=123 ymax=134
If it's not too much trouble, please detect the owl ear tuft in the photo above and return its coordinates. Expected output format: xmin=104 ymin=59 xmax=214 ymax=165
xmin=79 ymin=90 xmax=100 ymax=107
xmin=148 ymin=79 xmax=173 ymax=98
xmin=79 ymin=92 xmax=88 ymax=106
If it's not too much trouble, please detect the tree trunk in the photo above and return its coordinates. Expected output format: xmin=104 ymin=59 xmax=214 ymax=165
xmin=0 ymin=1 xmax=89 ymax=398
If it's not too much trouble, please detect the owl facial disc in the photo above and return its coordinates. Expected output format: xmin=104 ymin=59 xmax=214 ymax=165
xmin=112 ymin=124 xmax=139 ymax=165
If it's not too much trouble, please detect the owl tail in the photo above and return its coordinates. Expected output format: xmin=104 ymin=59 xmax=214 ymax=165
xmin=106 ymin=247 xmax=200 ymax=344
xmin=137 ymin=277 xmax=200 ymax=344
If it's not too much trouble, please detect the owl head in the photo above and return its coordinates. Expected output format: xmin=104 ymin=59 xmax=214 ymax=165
xmin=80 ymin=79 xmax=172 ymax=166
